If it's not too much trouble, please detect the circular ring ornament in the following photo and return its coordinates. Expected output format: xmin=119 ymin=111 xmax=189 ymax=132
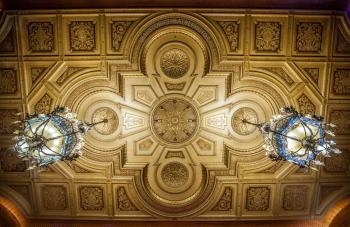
xmin=231 ymin=107 xmax=258 ymax=135
xmin=160 ymin=48 xmax=190 ymax=79
xmin=91 ymin=107 xmax=119 ymax=135
xmin=161 ymin=162 xmax=189 ymax=188
xmin=151 ymin=98 xmax=199 ymax=144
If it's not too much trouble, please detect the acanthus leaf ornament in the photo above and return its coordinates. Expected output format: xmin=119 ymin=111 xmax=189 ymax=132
xmin=242 ymin=106 xmax=340 ymax=169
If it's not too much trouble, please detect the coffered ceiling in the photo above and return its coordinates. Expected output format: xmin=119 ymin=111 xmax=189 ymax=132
xmin=0 ymin=8 xmax=349 ymax=221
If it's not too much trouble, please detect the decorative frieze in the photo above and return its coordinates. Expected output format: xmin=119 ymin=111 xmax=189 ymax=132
xmin=304 ymin=68 xmax=319 ymax=84
xmin=297 ymin=94 xmax=315 ymax=115
xmin=329 ymin=110 xmax=350 ymax=135
xmin=261 ymin=67 xmax=294 ymax=86
xmin=116 ymin=187 xmax=138 ymax=211
xmin=42 ymin=185 xmax=67 ymax=210
xmin=296 ymin=22 xmax=323 ymax=52
xmin=283 ymin=185 xmax=308 ymax=211
xmin=0 ymin=148 xmax=26 ymax=172
xmin=324 ymin=150 xmax=349 ymax=173
xmin=255 ymin=22 xmax=281 ymax=52
xmin=34 ymin=93 xmax=53 ymax=114
xmin=69 ymin=21 xmax=96 ymax=51
xmin=79 ymin=186 xmax=104 ymax=211
xmin=31 ymin=67 xmax=47 ymax=84
xmin=212 ymin=187 xmax=233 ymax=211
xmin=28 ymin=22 xmax=54 ymax=52
xmin=0 ymin=27 xmax=16 ymax=53
xmin=246 ymin=187 xmax=270 ymax=211
xmin=218 ymin=21 xmax=239 ymax=52
xmin=56 ymin=67 xmax=87 ymax=86
xmin=0 ymin=68 xmax=17 ymax=95
xmin=336 ymin=29 xmax=350 ymax=53
xmin=111 ymin=21 xmax=132 ymax=51
xmin=333 ymin=69 xmax=350 ymax=95
xmin=0 ymin=109 xmax=17 ymax=135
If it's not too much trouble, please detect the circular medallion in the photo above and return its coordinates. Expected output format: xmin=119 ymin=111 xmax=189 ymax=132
xmin=151 ymin=98 xmax=199 ymax=144
xmin=161 ymin=162 xmax=189 ymax=188
xmin=231 ymin=107 xmax=258 ymax=135
xmin=91 ymin=107 xmax=119 ymax=135
xmin=160 ymin=48 xmax=190 ymax=79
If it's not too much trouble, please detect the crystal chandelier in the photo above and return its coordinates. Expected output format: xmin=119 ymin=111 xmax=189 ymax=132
xmin=12 ymin=106 xmax=107 ymax=169
xmin=243 ymin=106 xmax=341 ymax=169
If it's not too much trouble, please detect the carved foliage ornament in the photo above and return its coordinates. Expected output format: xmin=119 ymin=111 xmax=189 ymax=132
xmin=69 ymin=21 xmax=96 ymax=51
xmin=218 ymin=21 xmax=239 ymax=52
xmin=161 ymin=162 xmax=189 ymax=188
xmin=283 ymin=185 xmax=308 ymax=211
xmin=80 ymin=186 xmax=104 ymax=210
xmin=0 ymin=148 xmax=26 ymax=172
xmin=91 ymin=107 xmax=119 ymax=135
xmin=297 ymin=94 xmax=315 ymax=115
xmin=56 ymin=67 xmax=87 ymax=86
xmin=164 ymin=82 xmax=186 ymax=91
xmin=42 ymin=186 xmax=67 ymax=210
xmin=324 ymin=150 xmax=350 ymax=173
xmin=212 ymin=187 xmax=233 ymax=211
xmin=0 ymin=68 xmax=17 ymax=94
xmin=111 ymin=21 xmax=132 ymax=51
xmin=28 ymin=22 xmax=54 ymax=52
xmin=116 ymin=187 xmax=138 ymax=211
xmin=152 ymin=98 xmax=198 ymax=144
xmin=336 ymin=29 xmax=350 ymax=53
xmin=329 ymin=110 xmax=350 ymax=135
xmin=262 ymin=67 xmax=294 ymax=86
xmin=296 ymin=22 xmax=323 ymax=52
xmin=255 ymin=22 xmax=281 ymax=52
xmin=333 ymin=69 xmax=350 ymax=95
xmin=0 ymin=27 xmax=15 ymax=53
xmin=0 ymin=109 xmax=17 ymax=134
xmin=31 ymin=67 xmax=47 ymax=84
xmin=246 ymin=187 xmax=270 ymax=211
xmin=34 ymin=93 xmax=53 ymax=114
xmin=304 ymin=68 xmax=319 ymax=84
xmin=160 ymin=49 xmax=190 ymax=79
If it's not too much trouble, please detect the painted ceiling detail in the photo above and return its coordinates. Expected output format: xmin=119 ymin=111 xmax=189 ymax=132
xmin=0 ymin=9 xmax=349 ymax=221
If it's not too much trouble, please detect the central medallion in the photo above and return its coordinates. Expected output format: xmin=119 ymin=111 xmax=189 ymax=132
xmin=151 ymin=97 xmax=199 ymax=144
xmin=160 ymin=48 xmax=190 ymax=79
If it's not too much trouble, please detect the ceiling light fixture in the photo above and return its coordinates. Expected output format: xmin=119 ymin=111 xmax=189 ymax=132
xmin=243 ymin=106 xmax=340 ymax=169
xmin=12 ymin=106 xmax=107 ymax=170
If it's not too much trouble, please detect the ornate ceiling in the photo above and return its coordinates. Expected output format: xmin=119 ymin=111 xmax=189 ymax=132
xmin=0 ymin=9 xmax=349 ymax=221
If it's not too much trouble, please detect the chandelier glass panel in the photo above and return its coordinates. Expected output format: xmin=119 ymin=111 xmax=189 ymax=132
xmin=243 ymin=106 xmax=340 ymax=169
xmin=13 ymin=106 xmax=106 ymax=169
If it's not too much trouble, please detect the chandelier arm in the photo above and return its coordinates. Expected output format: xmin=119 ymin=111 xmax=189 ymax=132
xmin=45 ymin=131 xmax=80 ymax=141
xmin=38 ymin=116 xmax=52 ymax=137
xmin=26 ymin=120 xmax=37 ymax=135
xmin=34 ymin=115 xmax=52 ymax=135
xmin=86 ymin=119 xmax=108 ymax=128
xmin=268 ymin=128 xmax=302 ymax=142
xmin=242 ymin=119 xmax=262 ymax=128
xmin=297 ymin=114 xmax=315 ymax=137
xmin=288 ymin=146 xmax=304 ymax=156
xmin=243 ymin=119 xmax=302 ymax=142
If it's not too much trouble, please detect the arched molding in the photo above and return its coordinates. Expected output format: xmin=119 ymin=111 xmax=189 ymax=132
xmin=0 ymin=187 xmax=29 ymax=226
xmin=126 ymin=12 xmax=222 ymax=73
